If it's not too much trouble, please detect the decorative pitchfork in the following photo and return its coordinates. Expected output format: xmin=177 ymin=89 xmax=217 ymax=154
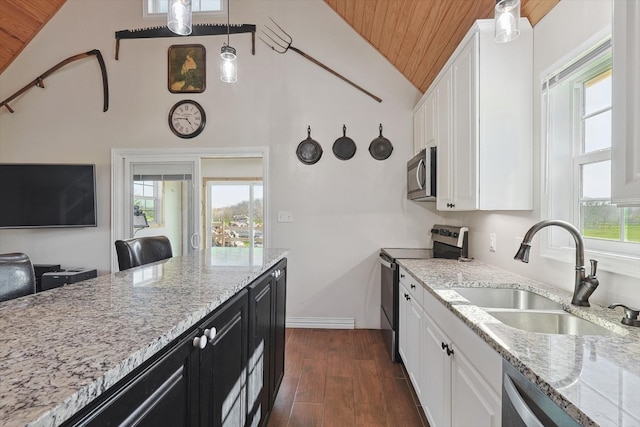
xmin=259 ymin=18 xmax=382 ymax=103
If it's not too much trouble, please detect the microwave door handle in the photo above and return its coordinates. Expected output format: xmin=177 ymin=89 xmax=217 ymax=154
xmin=416 ymin=158 xmax=425 ymax=190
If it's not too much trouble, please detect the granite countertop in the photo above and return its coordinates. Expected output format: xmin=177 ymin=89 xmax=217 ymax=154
xmin=398 ymin=258 xmax=640 ymax=427
xmin=0 ymin=247 xmax=289 ymax=427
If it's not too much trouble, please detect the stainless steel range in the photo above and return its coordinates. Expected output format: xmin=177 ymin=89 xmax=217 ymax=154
xmin=380 ymin=224 xmax=469 ymax=361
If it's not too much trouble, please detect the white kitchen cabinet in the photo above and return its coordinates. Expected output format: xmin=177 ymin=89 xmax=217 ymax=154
xmin=398 ymin=272 xmax=423 ymax=400
xmin=413 ymin=90 xmax=436 ymax=155
xmin=419 ymin=19 xmax=533 ymax=211
xmin=612 ymin=0 xmax=640 ymax=206
xmin=398 ymin=266 xmax=502 ymax=427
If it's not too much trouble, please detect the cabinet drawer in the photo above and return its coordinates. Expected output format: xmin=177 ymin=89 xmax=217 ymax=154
xmin=399 ymin=267 xmax=423 ymax=306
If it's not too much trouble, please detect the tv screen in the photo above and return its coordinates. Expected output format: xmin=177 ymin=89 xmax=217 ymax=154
xmin=0 ymin=164 xmax=97 ymax=229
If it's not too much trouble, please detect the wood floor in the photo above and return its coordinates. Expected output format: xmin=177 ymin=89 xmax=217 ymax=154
xmin=267 ymin=328 xmax=429 ymax=427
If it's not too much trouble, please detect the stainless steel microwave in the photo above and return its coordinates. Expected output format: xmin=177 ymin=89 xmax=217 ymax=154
xmin=407 ymin=147 xmax=436 ymax=201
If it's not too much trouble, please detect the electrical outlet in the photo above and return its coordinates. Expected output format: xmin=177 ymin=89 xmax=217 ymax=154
xmin=489 ymin=233 xmax=497 ymax=252
xmin=277 ymin=211 xmax=293 ymax=223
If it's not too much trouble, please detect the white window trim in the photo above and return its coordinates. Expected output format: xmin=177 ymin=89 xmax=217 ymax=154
xmin=143 ymin=0 xmax=225 ymax=20
xmin=539 ymin=32 xmax=640 ymax=279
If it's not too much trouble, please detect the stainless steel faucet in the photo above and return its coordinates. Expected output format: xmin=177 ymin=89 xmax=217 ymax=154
xmin=514 ymin=219 xmax=599 ymax=307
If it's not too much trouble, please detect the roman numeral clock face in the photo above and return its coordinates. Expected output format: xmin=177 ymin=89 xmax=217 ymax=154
xmin=168 ymin=100 xmax=206 ymax=139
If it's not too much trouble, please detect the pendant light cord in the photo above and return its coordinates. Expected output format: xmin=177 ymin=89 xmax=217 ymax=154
xmin=227 ymin=0 xmax=230 ymax=46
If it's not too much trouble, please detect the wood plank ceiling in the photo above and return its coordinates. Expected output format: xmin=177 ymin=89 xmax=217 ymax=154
xmin=325 ymin=0 xmax=559 ymax=93
xmin=0 ymin=0 xmax=558 ymax=94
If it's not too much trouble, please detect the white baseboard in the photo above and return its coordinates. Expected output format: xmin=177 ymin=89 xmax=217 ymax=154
xmin=286 ymin=317 xmax=355 ymax=329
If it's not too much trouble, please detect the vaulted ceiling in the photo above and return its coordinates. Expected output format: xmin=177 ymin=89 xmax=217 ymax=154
xmin=0 ymin=0 xmax=559 ymax=93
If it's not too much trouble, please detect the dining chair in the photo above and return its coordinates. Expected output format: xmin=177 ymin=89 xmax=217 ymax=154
xmin=0 ymin=253 xmax=36 ymax=302
xmin=114 ymin=236 xmax=173 ymax=271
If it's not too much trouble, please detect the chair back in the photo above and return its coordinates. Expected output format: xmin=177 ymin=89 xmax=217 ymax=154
xmin=0 ymin=253 xmax=36 ymax=302
xmin=115 ymin=236 xmax=173 ymax=271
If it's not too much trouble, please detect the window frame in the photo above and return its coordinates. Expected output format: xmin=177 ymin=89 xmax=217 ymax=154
xmin=133 ymin=180 xmax=164 ymax=227
xmin=540 ymin=37 xmax=640 ymax=278
xmin=143 ymin=0 xmax=225 ymax=19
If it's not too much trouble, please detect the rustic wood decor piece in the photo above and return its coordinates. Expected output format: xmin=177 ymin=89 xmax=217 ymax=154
xmin=0 ymin=49 xmax=109 ymax=113
xmin=115 ymin=24 xmax=256 ymax=60
xmin=168 ymin=44 xmax=205 ymax=93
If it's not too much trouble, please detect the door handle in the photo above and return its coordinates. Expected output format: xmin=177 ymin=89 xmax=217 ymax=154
xmin=190 ymin=233 xmax=200 ymax=249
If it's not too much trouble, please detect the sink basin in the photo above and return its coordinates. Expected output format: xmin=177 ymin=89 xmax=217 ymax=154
xmin=485 ymin=310 xmax=613 ymax=336
xmin=453 ymin=287 xmax=563 ymax=310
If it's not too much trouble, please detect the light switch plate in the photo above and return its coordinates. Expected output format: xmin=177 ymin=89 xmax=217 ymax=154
xmin=277 ymin=211 xmax=293 ymax=223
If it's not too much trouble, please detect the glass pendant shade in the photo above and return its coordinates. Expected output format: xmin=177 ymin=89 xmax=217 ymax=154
xmin=168 ymin=0 xmax=192 ymax=35
xmin=495 ymin=0 xmax=520 ymax=43
xmin=220 ymin=45 xmax=237 ymax=83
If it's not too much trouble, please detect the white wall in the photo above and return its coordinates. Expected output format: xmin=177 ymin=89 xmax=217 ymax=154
xmin=0 ymin=0 xmax=439 ymax=328
xmin=444 ymin=0 xmax=640 ymax=308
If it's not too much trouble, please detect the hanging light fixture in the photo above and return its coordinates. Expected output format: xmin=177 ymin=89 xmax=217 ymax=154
xmin=220 ymin=0 xmax=237 ymax=83
xmin=168 ymin=0 xmax=192 ymax=35
xmin=494 ymin=0 xmax=520 ymax=43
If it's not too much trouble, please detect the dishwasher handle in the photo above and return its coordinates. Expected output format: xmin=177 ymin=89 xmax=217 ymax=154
xmin=379 ymin=253 xmax=395 ymax=270
xmin=503 ymin=373 xmax=545 ymax=427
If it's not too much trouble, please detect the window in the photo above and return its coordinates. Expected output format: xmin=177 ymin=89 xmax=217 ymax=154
xmin=543 ymin=38 xmax=639 ymax=270
xmin=134 ymin=180 xmax=163 ymax=225
xmin=144 ymin=0 xmax=223 ymax=17
xmin=207 ymin=180 xmax=263 ymax=249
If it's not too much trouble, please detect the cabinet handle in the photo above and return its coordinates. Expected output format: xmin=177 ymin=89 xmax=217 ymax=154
xmin=410 ymin=284 xmax=416 ymax=289
xmin=446 ymin=203 xmax=456 ymax=208
xmin=400 ymin=273 xmax=405 ymax=278
xmin=404 ymin=293 xmax=410 ymax=301
xmin=193 ymin=334 xmax=207 ymax=349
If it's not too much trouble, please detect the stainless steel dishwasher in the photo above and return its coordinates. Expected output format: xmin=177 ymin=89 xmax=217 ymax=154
xmin=502 ymin=360 xmax=580 ymax=427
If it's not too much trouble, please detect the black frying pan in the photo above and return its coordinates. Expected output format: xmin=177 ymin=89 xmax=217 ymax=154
xmin=332 ymin=125 xmax=357 ymax=160
xmin=369 ymin=124 xmax=393 ymax=160
xmin=296 ymin=126 xmax=323 ymax=165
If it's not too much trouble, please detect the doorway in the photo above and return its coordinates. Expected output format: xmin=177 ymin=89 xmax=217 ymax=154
xmin=111 ymin=148 xmax=269 ymax=272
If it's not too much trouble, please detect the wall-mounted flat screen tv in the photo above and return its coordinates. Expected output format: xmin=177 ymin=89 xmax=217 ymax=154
xmin=0 ymin=164 xmax=97 ymax=229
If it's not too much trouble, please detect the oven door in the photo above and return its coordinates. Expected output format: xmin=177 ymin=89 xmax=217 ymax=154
xmin=380 ymin=252 xmax=398 ymax=361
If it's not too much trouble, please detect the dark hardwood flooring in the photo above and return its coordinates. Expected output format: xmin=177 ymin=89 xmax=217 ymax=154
xmin=267 ymin=328 xmax=429 ymax=427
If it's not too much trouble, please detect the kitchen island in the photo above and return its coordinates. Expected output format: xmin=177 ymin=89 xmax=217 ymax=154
xmin=0 ymin=247 xmax=289 ymax=427
xmin=399 ymin=258 xmax=640 ymax=427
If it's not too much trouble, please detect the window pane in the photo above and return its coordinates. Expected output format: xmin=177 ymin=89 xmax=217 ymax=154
xmin=581 ymin=201 xmax=620 ymax=241
xmin=133 ymin=183 xmax=144 ymax=196
xmin=584 ymin=110 xmax=611 ymax=152
xmin=584 ymin=70 xmax=611 ymax=115
xmin=624 ymin=207 xmax=640 ymax=243
xmin=582 ymin=161 xmax=611 ymax=198
xmin=253 ymin=184 xmax=263 ymax=248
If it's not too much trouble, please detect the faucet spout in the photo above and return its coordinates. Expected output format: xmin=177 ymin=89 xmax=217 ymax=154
xmin=514 ymin=220 xmax=598 ymax=307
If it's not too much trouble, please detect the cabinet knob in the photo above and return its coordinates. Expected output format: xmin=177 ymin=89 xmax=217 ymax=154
xmin=204 ymin=327 xmax=217 ymax=342
xmin=193 ymin=335 xmax=207 ymax=349
xmin=400 ymin=273 xmax=405 ymax=278
xmin=441 ymin=342 xmax=454 ymax=356
xmin=410 ymin=284 xmax=416 ymax=289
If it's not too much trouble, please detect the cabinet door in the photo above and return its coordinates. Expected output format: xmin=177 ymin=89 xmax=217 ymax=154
xmin=414 ymin=91 xmax=437 ymax=155
xmin=200 ymin=289 xmax=249 ymax=427
xmin=451 ymin=351 xmax=501 ymax=427
xmin=450 ymin=33 xmax=478 ymax=211
xmin=436 ymin=69 xmax=453 ymax=210
xmin=414 ymin=102 xmax=425 ymax=155
xmin=69 ymin=332 xmax=199 ymax=427
xmin=420 ymin=312 xmax=451 ymax=427
xmin=247 ymin=274 xmax=273 ymax=427
xmin=398 ymin=282 xmax=422 ymax=400
xmin=272 ymin=261 xmax=287 ymax=403
xmin=612 ymin=0 xmax=640 ymax=206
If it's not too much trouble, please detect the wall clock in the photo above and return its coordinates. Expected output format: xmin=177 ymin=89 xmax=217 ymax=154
xmin=168 ymin=99 xmax=206 ymax=138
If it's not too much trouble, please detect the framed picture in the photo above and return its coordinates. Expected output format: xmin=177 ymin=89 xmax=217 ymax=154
xmin=168 ymin=44 xmax=206 ymax=93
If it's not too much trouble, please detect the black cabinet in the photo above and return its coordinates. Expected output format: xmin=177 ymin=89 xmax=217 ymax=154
xmin=63 ymin=260 xmax=286 ymax=427
xmin=246 ymin=259 xmax=287 ymax=427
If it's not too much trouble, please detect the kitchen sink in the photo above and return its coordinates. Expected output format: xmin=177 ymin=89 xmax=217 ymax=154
xmin=485 ymin=310 xmax=614 ymax=336
xmin=453 ymin=287 xmax=563 ymax=310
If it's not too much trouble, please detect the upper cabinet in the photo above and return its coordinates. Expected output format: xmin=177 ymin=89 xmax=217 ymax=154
xmin=612 ymin=0 xmax=640 ymax=206
xmin=413 ymin=19 xmax=533 ymax=211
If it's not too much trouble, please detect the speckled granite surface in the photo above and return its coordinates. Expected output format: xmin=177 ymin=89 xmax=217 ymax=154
xmin=0 ymin=247 xmax=289 ymax=427
xmin=398 ymin=258 xmax=640 ymax=427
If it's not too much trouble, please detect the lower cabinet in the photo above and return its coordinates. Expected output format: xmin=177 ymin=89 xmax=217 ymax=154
xmin=246 ymin=259 xmax=287 ymax=427
xmin=64 ymin=260 xmax=287 ymax=427
xmin=398 ymin=267 xmax=501 ymax=427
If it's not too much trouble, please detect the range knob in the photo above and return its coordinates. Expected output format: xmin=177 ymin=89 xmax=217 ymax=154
xmin=431 ymin=228 xmax=439 ymax=234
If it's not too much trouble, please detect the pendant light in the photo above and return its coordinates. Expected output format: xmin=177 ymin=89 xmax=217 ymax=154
xmin=168 ymin=0 xmax=192 ymax=35
xmin=220 ymin=0 xmax=237 ymax=83
xmin=494 ymin=0 xmax=520 ymax=43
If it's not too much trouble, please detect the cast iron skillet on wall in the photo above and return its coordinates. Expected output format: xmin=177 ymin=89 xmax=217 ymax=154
xmin=296 ymin=126 xmax=323 ymax=165
xmin=369 ymin=124 xmax=393 ymax=160
xmin=332 ymin=125 xmax=357 ymax=160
